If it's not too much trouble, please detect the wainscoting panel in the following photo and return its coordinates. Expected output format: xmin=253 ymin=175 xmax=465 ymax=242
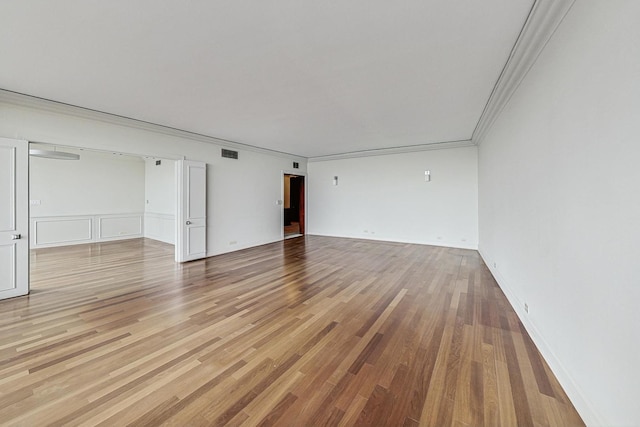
xmin=144 ymin=212 xmax=175 ymax=245
xmin=33 ymin=217 xmax=93 ymax=247
xmin=31 ymin=213 xmax=144 ymax=248
xmin=99 ymin=215 xmax=143 ymax=240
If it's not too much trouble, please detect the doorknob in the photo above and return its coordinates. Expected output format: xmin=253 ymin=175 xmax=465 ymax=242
xmin=186 ymin=221 xmax=192 ymax=225
xmin=11 ymin=234 xmax=21 ymax=240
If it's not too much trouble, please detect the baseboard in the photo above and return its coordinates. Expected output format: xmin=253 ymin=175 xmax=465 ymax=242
xmin=478 ymin=247 xmax=604 ymax=427
xmin=206 ymin=236 xmax=284 ymax=258
xmin=31 ymin=213 xmax=144 ymax=248
xmin=306 ymin=231 xmax=478 ymax=250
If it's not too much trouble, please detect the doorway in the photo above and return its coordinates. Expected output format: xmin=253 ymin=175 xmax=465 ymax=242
xmin=27 ymin=143 xmax=185 ymax=293
xmin=283 ymin=174 xmax=305 ymax=239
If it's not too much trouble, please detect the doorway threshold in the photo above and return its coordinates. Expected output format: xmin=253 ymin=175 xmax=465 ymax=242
xmin=284 ymin=234 xmax=303 ymax=240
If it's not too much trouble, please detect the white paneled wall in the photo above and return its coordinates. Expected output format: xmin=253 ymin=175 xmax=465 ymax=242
xmin=144 ymin=212 xmax=174 ymax=244
xmin=31 ymin=214 xmax=143 ymax=248
xmin=30 ymin=146 xmax=146 ymax=248
xmin=3 ymin=100 xmax=306 ymax=255
xmin=144 ymin=158 xmax=176 ymax=244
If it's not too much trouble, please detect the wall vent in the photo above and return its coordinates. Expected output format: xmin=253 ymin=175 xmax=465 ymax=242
xmin=155 ymin=160 xmax=161 ymax=166
xmin=221 ymin=148 xmax=239 ymax=159
xmin=293 ymin=162 xmax=299 ymax=169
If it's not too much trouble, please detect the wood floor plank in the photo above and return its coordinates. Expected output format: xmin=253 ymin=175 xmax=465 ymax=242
xmin=0 ymin=236 xmax=585 ymax=426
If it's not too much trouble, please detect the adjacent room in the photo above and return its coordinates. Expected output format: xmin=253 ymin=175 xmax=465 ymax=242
xmin=0 ymin=1 xmax=637 ymax=426
xmin=28 ymin=144 xmax=178 ymax=290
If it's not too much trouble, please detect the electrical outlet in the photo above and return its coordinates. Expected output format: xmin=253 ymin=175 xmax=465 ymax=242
xmin=229 ymin=241 xmax=237 ymax=245
xmin=524 ymin=303 xmax=529 ymax=314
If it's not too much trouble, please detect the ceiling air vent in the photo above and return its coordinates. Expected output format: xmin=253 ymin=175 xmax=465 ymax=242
xmin=293 ymin=162 xmax=299 ymax=169
xmin=221 ymin=148 xmax=238 ymax=159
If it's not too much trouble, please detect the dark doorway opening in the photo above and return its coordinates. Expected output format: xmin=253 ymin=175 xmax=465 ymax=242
xmin=284 ymin=174 xmax=305 ymax=238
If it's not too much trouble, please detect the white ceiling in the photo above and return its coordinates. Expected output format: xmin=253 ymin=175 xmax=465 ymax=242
xmin=0 ymin=1 xmax=534 ymax=158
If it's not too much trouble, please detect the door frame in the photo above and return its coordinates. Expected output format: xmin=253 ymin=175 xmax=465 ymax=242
xmin=0 ymin=138 xmax=29 ymax=300
xmin=281 ymin=170 xmax=307 ymax=240
xmin=26 ymin=142 xmax=185 ymax=263
xmin=175 ymin=159 xmax=207 ymax=262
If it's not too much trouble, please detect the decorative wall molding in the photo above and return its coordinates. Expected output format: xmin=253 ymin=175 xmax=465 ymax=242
xmin=0 ymin=89 xmax=305 ymax=162
xmin=31 ymin=213 xmax=144 ymax=248
xmin=144 ymin=212 xmax=176 ymax=245
xmin=472 ymin=0 xmax=576 ymax=144
xmin=144 ymin=212 xmax=174 ymax=220
xmin=1 ymin=1 xmax=575 ymax=160
xmin=308 ymin=140 xmax=475 ymax=162
xmin=32 ymin=217 xmax=93 ymax=247
xmin=98 ymin=214 xmax=143 ymax=241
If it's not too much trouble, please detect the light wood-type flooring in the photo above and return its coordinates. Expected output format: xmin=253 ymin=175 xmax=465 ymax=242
xmin=0 ymin=237 xmax=584 ymax=426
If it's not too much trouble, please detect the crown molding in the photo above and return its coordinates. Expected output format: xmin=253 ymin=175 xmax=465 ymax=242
xmin=2 ymin=1 xmax=575 ymax=160
xmin=307 ymin=139 xmax=474 ymax=162
xmin=0 ymin=89 xmax=306 ymax=161
xmin=472 ymin=0 xmax=576 ymax=144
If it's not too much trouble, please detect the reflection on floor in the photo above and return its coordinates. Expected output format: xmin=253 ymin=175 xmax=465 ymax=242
xmin=284 ymin=221 xmax=301 ymax=238
xmin=2 ymin=237 xmax=584 ymax=425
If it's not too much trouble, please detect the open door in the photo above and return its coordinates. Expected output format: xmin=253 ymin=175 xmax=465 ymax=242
xmin=0 ymin=138 xmax=29 ymax=299
xmin=283 ymin=174 xmax=305 ymax=238
xmin=176 ymin=160 xmax=206 ymax=262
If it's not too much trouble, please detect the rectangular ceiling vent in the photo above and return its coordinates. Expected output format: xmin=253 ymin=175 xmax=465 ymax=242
xmin=221 ymin=148 xmax=238 ymax=159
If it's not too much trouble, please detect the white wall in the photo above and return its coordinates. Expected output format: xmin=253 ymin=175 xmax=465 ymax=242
xmin=30 ymin=146 xmax=144 ymax=216
xmin=1 ymin=100 xmax=306 ymax=255
xmin=478 ymin=1 xmax=640 ymax=425
xmin=308 ymin=146 xmax=478 ymax=249
xmin=144 ymin=158 xmax=176 ymax=244
xmin=30 ymin=146 xmax=145 ymax=247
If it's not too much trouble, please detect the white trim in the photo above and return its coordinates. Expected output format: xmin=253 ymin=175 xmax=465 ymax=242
xmin=307 ymin=232 xmax=477 ymax=251
xmin=0 ymin=145 xmax=18 ymax=232
xmin=32 ymin=216 xmax=93 ymax=247
xmin=175 ymin=160 xmax=207 ymax=262
xmin=205 ymin=236 xmax=283 ymax=258
xmin=281 ymin=170 xmax=307 ymax=241
xmin=308 ymin=140 xmax=474 ymax=162
xmin=472 ymin=0 xmax=576 ymax=144
xmin=144 ymin=212 xmax=176 ymax=245
xmin=97 ymin=214 xmax=143 ymax=240
xmin=143 ymin=212 xmax=174 ymax=220
xmin=0 ymin=2 xmax=575 ymax=160
xmin=478 ymin=246 xmax=604 ymax=427
xmin=31 ymin=213 xmax=144 ymax=248
xmin=0 ymin=89 xmax=305 ymax=162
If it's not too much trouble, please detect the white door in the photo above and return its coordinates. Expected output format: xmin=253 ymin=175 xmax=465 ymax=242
xmin=176 ymin=160 xmax=207 ymax=262
xmin=0 ymin=138 xmax=29 ymax=299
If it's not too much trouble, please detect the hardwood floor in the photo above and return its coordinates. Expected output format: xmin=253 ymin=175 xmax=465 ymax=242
xmin=284 ymin=222 xmax=301 ymax=237
xmin=0 ymin=237 xmax=583 ymax=426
